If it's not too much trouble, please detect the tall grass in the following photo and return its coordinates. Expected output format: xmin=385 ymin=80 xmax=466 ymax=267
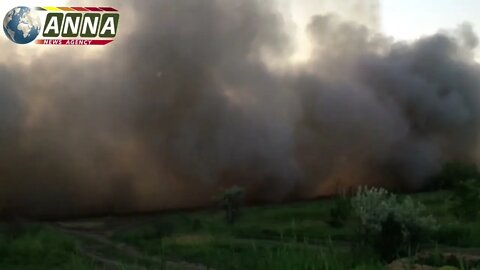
xmin=154 ymin=235 xmax=385 ymax=270
xmin=0 ymin=224 xmax=96 ymax=269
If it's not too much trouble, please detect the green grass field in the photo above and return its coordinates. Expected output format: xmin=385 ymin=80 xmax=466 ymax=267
xmin=0 ymin=190 xmax=479 ymax=269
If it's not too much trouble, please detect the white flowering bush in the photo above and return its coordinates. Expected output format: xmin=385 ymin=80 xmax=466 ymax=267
xmin=351 ymin=187 xmax=395 ymax=233
xmin=351 ymin=186 xmax=437 ymax=259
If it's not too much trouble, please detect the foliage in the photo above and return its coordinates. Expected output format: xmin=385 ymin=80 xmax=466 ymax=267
xmin=328 ymin=194 xmax=352 ymax=228
xmin=431 ymin=162 xmax=480 ymax=190
xmin=351 ymin=186 xmax=437 ymax=260
xmin=433 ymin=223 xmax=470 ymax=246
xmin=2 ymin=189 xmax=479 ymax=269
xmin=0 ymin=224 xmax=95 ymax=269
xmin=449 ymin=178 xmax=480 ymax=221
xmin=216 ymin=186 xmax=245 ymax=224
xmin=158 ymin=236 xmax=384 ymax=270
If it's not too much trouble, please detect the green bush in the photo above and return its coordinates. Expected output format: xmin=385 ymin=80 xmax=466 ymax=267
xmin=351 ymin=187 xmax=437 ymax=260
xmin=433 ymin=223 xmax=469 ymax=246
xmin=449 ymin=178 xmax=480 ymax=221
xmin=431 ymin=162 xmax=480 ymax=189
xmin=328 ymin=195 xmax=352 ymax=228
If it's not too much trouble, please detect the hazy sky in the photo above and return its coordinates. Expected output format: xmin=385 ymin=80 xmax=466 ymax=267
xmin=382 ymin=0 xmax=479 ymax=40
xmin=276 ymin=0 xmax=479 ymax=62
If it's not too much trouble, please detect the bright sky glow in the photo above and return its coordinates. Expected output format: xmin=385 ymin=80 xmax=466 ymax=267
xmin=279 ymin=0 xmax=479 ymax=63
xmin=382 ymin=0 xmax=480 ymax=40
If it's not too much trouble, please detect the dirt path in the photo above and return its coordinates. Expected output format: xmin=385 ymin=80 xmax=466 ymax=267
xmin=50 ymin=222 xmax=215 ymax=270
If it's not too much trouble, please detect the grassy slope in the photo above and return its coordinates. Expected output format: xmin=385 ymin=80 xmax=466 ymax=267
xmin=0 ymin=190 xmax=479 ymax=269
xmin=111 ymin=190 xmax=480 ymax=269
xmin=0 ymin=224 xmax=97 ymax=269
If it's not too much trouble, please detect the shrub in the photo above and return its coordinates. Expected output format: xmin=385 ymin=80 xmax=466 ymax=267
xmin=433 ymin=223 xmax=470 ymax=246
xmin=328 ymin=195 xmax=352 ymax=228
xmin=449 ymin=178 xmax=480 ymax=221
xmin=430 ymin=162 xmax=480 ymax=190
xmin=351 ymin=187 xmax=437 ymax=260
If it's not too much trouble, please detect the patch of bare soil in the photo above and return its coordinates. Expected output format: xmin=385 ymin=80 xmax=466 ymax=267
xmin=388 ymin=247 xmax=480 ymax=270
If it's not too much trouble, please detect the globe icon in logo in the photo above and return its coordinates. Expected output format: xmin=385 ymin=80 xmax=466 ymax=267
xmin=3 ymin=7 xmax=41 ymax=44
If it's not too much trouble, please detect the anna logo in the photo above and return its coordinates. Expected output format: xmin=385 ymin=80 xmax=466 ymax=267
xmin=3 ymin=6 xmax=120 ymax=46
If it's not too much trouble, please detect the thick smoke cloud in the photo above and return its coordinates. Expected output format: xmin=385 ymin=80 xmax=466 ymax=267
xmin=0 ymin=0 xmax=479 ymax=218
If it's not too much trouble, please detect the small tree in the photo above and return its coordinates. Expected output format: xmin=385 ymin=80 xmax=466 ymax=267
xmin=217 ymin=186 xmax=245 ymax=224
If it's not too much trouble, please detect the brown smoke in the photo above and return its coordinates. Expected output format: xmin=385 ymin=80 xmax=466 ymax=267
xmin=0 ymin=0 xmax=479 ymax=218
